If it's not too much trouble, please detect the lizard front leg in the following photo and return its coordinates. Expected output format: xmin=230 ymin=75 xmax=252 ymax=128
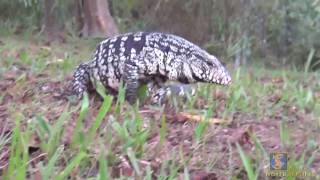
xmin=123 ymin=62 xmax=140 ymax=104
xmin=151 ymin=84 xmax=196 ymax=105
xmin=145 ymin=76 xmax=167 ymax=96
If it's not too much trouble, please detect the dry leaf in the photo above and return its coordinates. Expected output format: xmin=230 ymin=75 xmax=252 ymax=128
xmin=179 ymin=112 xmax=230 ymax=125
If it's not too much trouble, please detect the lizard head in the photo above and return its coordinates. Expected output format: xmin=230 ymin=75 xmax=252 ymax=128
xmin=188 ymin=52 xmax=232 ymax=85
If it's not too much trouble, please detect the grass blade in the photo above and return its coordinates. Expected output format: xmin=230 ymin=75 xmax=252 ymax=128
xmin=56 ymin=151 xmax=86 ymax=180
xmin=98 ymin=154 xmax=109 ymax=180
xmin=183 ymin=166 xmax=190 ymax=180
xmin=115 ymin=81 xmax=126 ymax=116
xmin=127 ymin=148 xmax=141 ymax=176
xmin=36 ymin=116 xmax=52 ymax=136
xmin=194 ymin=107 xmax=213 ymax=142
xmin=87 ymin=95 xmax=113 ymax=146
xmin=156 ymin=114 xmax=167 ymax=153
xmin=4 ymin=114 xmax=29 ymax=180
xmin=304 ymin=48 xmax=315 ymax=74
xmin=236 ymin=143 xmax=258 ymax=180
xmin=16 ymin=124 xmax=31 ymax=180
xmin=145 ymin=164 xmax=153 ymax=180
xmin=47 ymin=106 xmax=69 ymax=156
xmin=71 ymin=93 xmax=89 ymax=147
xmin=250 ymin=133 xmax=267 ymax=157
xmin=96 ymin=81 xmax=108 ymax=99
xmin=41 ymin=146 xmax=64 ymax=180
xmin=280 ymin=121 xmax=290 ymax=147
xmin=111 ymin=121 xmax=129 ymax=141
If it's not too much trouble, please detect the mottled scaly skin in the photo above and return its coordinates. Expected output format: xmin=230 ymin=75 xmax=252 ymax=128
xmin=71 ymin=32 xmax=231 ymax=104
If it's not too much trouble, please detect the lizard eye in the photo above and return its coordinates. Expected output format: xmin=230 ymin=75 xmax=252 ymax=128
xmin=207 ymin=61 xmax=213 ymax=66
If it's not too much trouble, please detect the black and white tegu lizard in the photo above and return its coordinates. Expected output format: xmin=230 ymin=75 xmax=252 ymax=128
xmin=71 ymin=32 xmax=231 ymax=104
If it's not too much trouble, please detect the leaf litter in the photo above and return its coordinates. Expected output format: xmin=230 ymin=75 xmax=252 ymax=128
xmin=0 ymin=38 xmax=319 ymax=179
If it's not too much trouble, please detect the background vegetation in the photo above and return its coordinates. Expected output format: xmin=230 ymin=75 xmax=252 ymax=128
xmin=0 ymin=0 xmax=319 ymax=179
xmin=1 ymin=0 xmax=320 ymax=68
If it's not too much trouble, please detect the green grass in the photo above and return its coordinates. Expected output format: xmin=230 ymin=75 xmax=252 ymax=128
xmin=0 ymin=35 xmax=319 ymax=179
xmin=4 ymin=114 xmax=29 ymax=180
xmin=236 ymin=143 xmax=259 ymax=180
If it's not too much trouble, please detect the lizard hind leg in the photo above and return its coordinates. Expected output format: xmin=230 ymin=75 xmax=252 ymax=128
xmin=71 ymin=62 xmax=92 ymax=99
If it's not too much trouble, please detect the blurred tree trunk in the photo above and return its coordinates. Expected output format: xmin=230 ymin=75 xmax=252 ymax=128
xmin=43 ymin=0 xmax=60 ymax=40
xmin=282 ymin=0 xmax=291 ymax=57
xmin=81 ymin=0 xmax=119 ymax=37
xmin=223 ymin=0 xmax=231 ymax=41
xmin=43 ymin=0 xmax=118 ymax=40
xmin=75 ymin=0 xmax=84 ymax=34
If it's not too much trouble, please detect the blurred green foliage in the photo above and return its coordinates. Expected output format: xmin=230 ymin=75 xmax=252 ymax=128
xmin=0 ymin=0 xmax=319 ymax=69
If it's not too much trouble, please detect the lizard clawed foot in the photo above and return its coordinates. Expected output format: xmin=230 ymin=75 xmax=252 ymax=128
xmin=150 ymin=84 xmax=196 ymax=105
